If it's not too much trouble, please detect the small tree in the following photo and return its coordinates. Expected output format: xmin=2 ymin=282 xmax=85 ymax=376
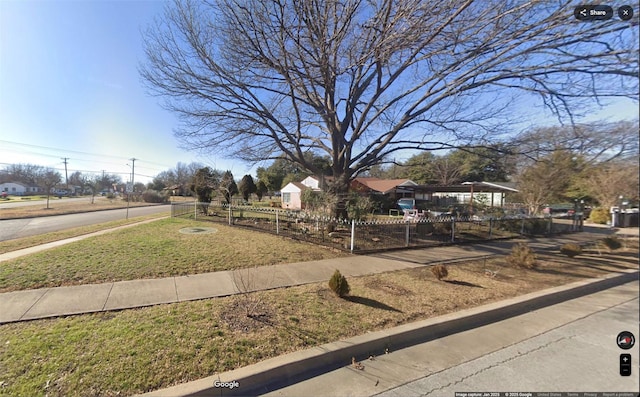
xmin=190 ymin=167 xmax=218 ymax=214
xmin=220 ymin=170 xmax=239 ymax=204
xmin=328 ymin=269 xmax=350 ymax=298
xmin=238 ymin=174 xmax=257 ymax=202
xmin=346 ymin=193 xmax=375 ymax=220
xmin=36 ymin=168 xmax=62 ymax=209
xmin=256 ymin=180 xmax=268 ymax=201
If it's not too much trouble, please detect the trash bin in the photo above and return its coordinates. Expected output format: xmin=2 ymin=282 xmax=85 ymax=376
xmin=620 ymin=210 xmax=639 ymax=228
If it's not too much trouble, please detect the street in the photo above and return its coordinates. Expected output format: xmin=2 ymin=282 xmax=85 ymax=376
xmin=0 ymin=204 xmax=170 ymax=241
xmin=264 ymin=281 xmax=640 ymax=396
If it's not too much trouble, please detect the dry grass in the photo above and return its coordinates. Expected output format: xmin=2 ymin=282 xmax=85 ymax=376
xmin=0 ymin=240 xmax=637 ymax=397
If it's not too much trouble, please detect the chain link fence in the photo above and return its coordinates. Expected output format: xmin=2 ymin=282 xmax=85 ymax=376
xmin=171 ymin=202 xmax=581 ymax=253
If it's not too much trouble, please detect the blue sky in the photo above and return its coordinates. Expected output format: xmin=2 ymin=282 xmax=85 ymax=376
xmin=0 ymin=0 xmax=250 ymax=184
xmin=1 ymin=1 xmax=638 ymax=184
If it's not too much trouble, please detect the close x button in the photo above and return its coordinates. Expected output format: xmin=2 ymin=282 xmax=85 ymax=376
xmin=574 ymin=5 xmax=614 ymax=21
xmin=620 ymin=354 xmax=631 ymax=376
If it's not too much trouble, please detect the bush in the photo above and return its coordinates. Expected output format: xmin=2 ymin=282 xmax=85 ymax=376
xmin=326 ymin=221 xmax=337 ymax=234
xmin=601 ymin=236 xmax=622 ymax=250
xmin=142 ymin=189 xmax=169 ymax=203
xmin=328 ymin=269 xmax=350 ymax=298
xmin=589 ymin=208 xmax=610 ymax=224
xmin=433 ymin=221 xmax=452 ymax=235
xmin=560 ymin=243 xmax=582 ymax=258
xmin=431 ymin=264 xmax=448 ymax=280
xmin=506 ymin=243 xmax=537 ymax=269
xmin=523 ymin=219 xmax=549 ymax=235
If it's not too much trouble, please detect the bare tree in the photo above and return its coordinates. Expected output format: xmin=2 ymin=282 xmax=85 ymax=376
xmin=578 ymin=159 xmax=640 ymax=209
xmin=514 ymin=120 xmax=640 ymax=167
xmin=36 ymin=168 xmax=62 ymax=209
xmin=432 ymin=156 xmax=464 ymax=185
xmin=141 ymin=0 xmax=638 ymax=217
xmin=513 ymin=151 xmax=581 ymax=214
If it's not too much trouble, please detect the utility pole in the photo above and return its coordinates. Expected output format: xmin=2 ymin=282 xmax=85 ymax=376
xmin=129 ymin=158 xmax=137 ymax=191
xmin=61 ymin=157 xmax=69 ymax=188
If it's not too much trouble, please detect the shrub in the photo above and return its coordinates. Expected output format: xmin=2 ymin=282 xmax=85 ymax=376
xmin=589 ymin=208 xmax=610 ymax=224
xmin=506 ymin=243 xmax=537 ymax=269
xmin=326 ymin=221 xmax=337 ymax=234
xmin=328 ymin=269 xmax=350 ymax=298
xmin=601 ymin=236 xmax=622 ymax=250
xmin=431 ymin=264 xmax=448 ymax=280
xmin=433 ymin=221 xmax=452 ymax=235
xmin=560 ymin=243 xmax=582 ymax=258
xmin=523 ymin=219 xmax=549 ymax=235
xmin=142 ymin=189 xmax=169 ymax=203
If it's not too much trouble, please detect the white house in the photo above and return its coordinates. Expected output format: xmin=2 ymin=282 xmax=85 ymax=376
xmin=280 ymin=176 xmax=326 ymax=210
xmin=0 ymin=182 xmax=41 ymax=196
xmin=281 ymin=182 xmax=310 ymax=210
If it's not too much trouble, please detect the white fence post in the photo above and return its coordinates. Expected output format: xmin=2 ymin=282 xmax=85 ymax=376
xmin=276 ymin=210 xmax=279 ymax=235
xmin=405 ymin=221 xmax=410 ymax=247
xmin=451 ymin=218 xmax=455 ymax=242
xmin=194 ymin=201 xmax=197 ymax=220
xmin=228 ymin=204 xmax=232 ymax=225
xmin=350 ymin=219 xmax=355 ymax=252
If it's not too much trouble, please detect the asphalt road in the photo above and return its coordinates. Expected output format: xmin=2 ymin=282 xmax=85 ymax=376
xmin=0 ymin=205 xmax=170 ymax=241
xmin=264 ymin=281 xmax=640 ymax=396
xmin=0 ymin=196 xmax=92 ymax=208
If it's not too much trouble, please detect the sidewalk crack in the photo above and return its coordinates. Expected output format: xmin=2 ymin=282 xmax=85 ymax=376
xmin=20 ymin=288 xmax=51 ymax=320
xmin=102 ymin=283 xmax=115 ymax=311
xmin=174 ymin=277 xmax=179 ymax=302
xmin=421 ymin=335 xmax=575 ymax=396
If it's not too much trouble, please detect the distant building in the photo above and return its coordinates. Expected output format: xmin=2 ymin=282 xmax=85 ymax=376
xmin=0 ymin=182 xmax=41 ymax=196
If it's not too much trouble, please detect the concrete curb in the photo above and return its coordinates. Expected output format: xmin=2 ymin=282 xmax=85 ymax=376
xmin=139 ymin=269 xmax=639 ymax=397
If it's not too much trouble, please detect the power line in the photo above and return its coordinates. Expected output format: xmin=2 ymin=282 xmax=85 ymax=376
xmin=0 ymin=140 xmax=176 ymax=170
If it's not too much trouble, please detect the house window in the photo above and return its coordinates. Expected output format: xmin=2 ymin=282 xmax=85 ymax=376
xmin=282 ymin=193 xmax=291 ymax=203
xmin=11 ymin=187 xmax=16 ymax=192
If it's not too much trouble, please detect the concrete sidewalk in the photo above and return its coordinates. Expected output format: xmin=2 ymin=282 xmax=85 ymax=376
xmin=0 ymin=230 xmax=629 ymax=324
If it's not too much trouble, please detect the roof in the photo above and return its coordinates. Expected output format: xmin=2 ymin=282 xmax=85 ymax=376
xmin=353 ymin=177 xmax=418 ymax=194
xmin=411 ymin=182 xmax=518 ymax=193
xmin=0 ymin=181 xmax=28 ymax=187
xmin=281 ymin=181 xmax=313 ymax=193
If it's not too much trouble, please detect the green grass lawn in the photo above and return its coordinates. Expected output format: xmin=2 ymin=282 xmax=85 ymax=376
xmin=0 ymin=213 xmax=169 ymax=254
xmin=0 ymin=218 xmax=346 ymax=292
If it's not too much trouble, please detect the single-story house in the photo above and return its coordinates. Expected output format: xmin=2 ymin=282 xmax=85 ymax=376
xmin=410 ymin=181 xmax=519 ymax=208
xmin=0 ymin=182 xmax=41 ymax=196
xmin=281 ymin=175 xmax=337 ymax=210
xmin=281 ymin=176 xmax=419 ymax=210
xmin=281 ymin=180 xmax=314 ymax=210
